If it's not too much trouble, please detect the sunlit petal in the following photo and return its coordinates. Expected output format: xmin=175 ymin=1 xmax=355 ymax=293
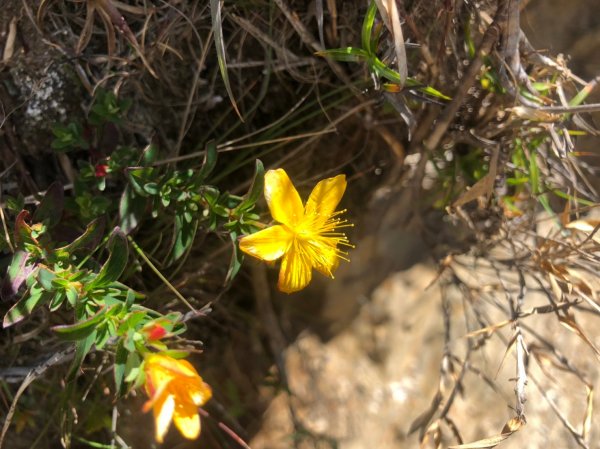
xmin=143 ymin=354 xmax=211 ymax=443
xmin=154 ymin=394 xmax=175 ymax=443
xmin=304 ymin=174 xmax=346 ymax=223
xmin=143 ymin=378 xmax=171 ymax=412
xmin=173 ymin=401 xmax=201 ymax=440
xmin=278 ymin=243 xmax=312 ymax=293
xmin=264 ymin=169 xmax=304 ymax=226
xmin=189 ymin=381 xmax=213 ymax=406
xmin=239 ymin=225 xmax=293 ymax=261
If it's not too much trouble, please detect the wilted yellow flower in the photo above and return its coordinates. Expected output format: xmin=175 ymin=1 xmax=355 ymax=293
xmin=142 ymin=354 xmax=212 ymax=443
xmin=239 ymin=168 xmax=352 ymax=293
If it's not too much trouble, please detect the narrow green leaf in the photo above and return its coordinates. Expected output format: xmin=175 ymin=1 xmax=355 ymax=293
xmin=197 ymin=140 xmax=218 ymax=181
xmin=529 ymin=150 xmax=541 ymax=195
xmin=224 ymin=231 xmax=243 ymax=287
xmin=315 ymin=47 xmax=369 ymax=62
xmin=56 ymin=218 xmax=105 ymax=255
xmin=37 ymin=267 xmax=57 ymax=291
xmin=362 ymin=0 xmax=378 ymax=54
xmin=166 ymin=215 xmax=198 ymax=266
xmin=127 ymin=168 xmax=156 ymax=197
xmin=238 ymin=159 xmax=265 ymax=211
xmin=119 ymin=184 xmax=146 ymax=233
xmin=68 ymin=330 xmax=97 ymax=380
xmin=49 ymin=291 xmax=66 ymax=311
xmin=3 ymin=283 xmax=49 ymax=327
xmin=141 ymin=143 xmax=159 ymax=165
xmin=210 ymin=0 xmax=243 ymax=121
xmin=124 ymin=351 xmax=141 ymax=384
xmin=0 ymin=250 xmax=35 ymax=302
xmin=372 ymin=58 xmax=451 ymax=99
xmin=52 ymin=306 xmax=111 ymax=340
xmin=143 ymin=182 xmax=160 ymax=196
xmin=125 ymin=289 xmax=135 ymax=308
xmin=86 ymin=229 xmax=128 ymax=290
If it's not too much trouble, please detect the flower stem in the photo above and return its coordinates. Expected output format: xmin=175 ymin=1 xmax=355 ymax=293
xmin=128 ymin=236 xmax=196 ymax=312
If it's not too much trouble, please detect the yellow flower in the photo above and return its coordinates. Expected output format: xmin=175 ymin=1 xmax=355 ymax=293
xmin=239 ymin=168 xmax=352 ymax=293
xmin=142 ymin=354 xmax=212 ymax=443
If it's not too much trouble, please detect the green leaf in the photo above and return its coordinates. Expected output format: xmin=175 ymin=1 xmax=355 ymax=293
xmin=197 ymin=140 xmax=218 ymax=181
xmin=240 ymin=159 xmax=264 ymax=210
xmin=210 ymin=0 xmax=243 ymax=121
xmin=51 ymin=122 xmax=88 ymax=152
xmin=166 ymin=215 xmax=198 ymax=266
xmin=32 ymin=182 xmax=64 ymax=229
xmin=124 ymin=328 xmax=136 ymax=352
xmin=3 ymin=283 xmax=49 ymax=328
xmin=315 ymin=47 xmax=369 ymax=63
xmin=86 ymin=229 xmax=128 ymax=290
xmin=0 ymin=250 xmax=35 ymax=302
xmin=141 ymin=143 xmax=159 ymax=165
xmin=371 ymin=58 xmax=451 ymax=99
xmin=361 ymin=0 xmax=378 ymax=54
xmin=119 ymin=184 xmax=146 ymax=233
xmin=143 ymin=182 xmax=160 ymax=195
xmin=125 ymin=289 xmax=136 ymax=308
xmin=96 ymin=322 xmax=113 ymax=349
xmin=37 ymin=267 xmax=57 ymax=291
xmin=124 ymin=351 xmax=141 ymax=384
xmin=224 ymin=231 xmax=243 ymax=287
xmin=66 ymin=285 xmax=79 ymax=306
xmin=49 ymin=291 xmax=66 ymax=311
xmin=127 ymin=168 xmax=157 ymax=197
xmin=52 ymin=306 xmax=111 ymax=340
xmin=68 ymin=330 xmax=97 ymax=380
xmin=528 ymin=150 xmax=541 ymax=195
xmin=55 ymin=218 xmax=106 ymax=256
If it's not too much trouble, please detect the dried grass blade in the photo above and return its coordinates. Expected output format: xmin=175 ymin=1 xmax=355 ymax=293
xmin=408 ymin=390 xmax=443 ymax=436
xmin=558 ymin=315 xmax=600 ymax=361
xmin=210 ymin=0 xmax=243 ymax=121
xmin=316 ymin=0 xmax=325 ymax=48
xmin=2 ymin=17 xmax=18 ymax=63
xmin=582 ymin=385 xmax=593 ymax=441
xmin=463 ymin=319 xmax=511 ymax=338
xmin=96 ymin=0 xmax=158 ymax=78
xmin=76 ymin=2 xmax=96 ymax=55
xmin=453 ymin=147 xmax=499 ymax=208
xmin=449 ymin=417 xmax=523 ymax=449
xmin=95 ymin=4 xmax=116 ymax=61
xmin=386 ymin=0 xmax=407 ymax=83
xmin=495 ymin=333 xmax=517 ymax=380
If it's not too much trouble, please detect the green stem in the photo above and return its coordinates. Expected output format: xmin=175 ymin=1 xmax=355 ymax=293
xmin=127 ymin=237 xmax=196 ymax=312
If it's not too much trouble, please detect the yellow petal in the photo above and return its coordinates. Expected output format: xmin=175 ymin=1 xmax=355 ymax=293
xmin=278 ymin=242 xmax=312 ymax=293
xmin=168 ymin=357 xmax=203 ymax=378
xmin=239 ymin=225 xmax=293 ymax=261
xmin=304 ymin=174 xmax=346 ymax=223
xmin=154 ymin=393 xmax=175 ymax=443
xmin=264 ymin=169 xmax=304 ymax=226
xmin=144 ymin=358 xmax=174 ymax=410
xmin=173 ymin=401 xmax=201 ymax=440
xmin=188 ymin=381 xmax=213 ymax=406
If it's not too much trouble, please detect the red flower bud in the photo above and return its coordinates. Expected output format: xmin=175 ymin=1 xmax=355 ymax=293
xmin=146 ymin=324 xmax=167 ymax=341
xmin=95 ymin=164 xmax=109 ymax=178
